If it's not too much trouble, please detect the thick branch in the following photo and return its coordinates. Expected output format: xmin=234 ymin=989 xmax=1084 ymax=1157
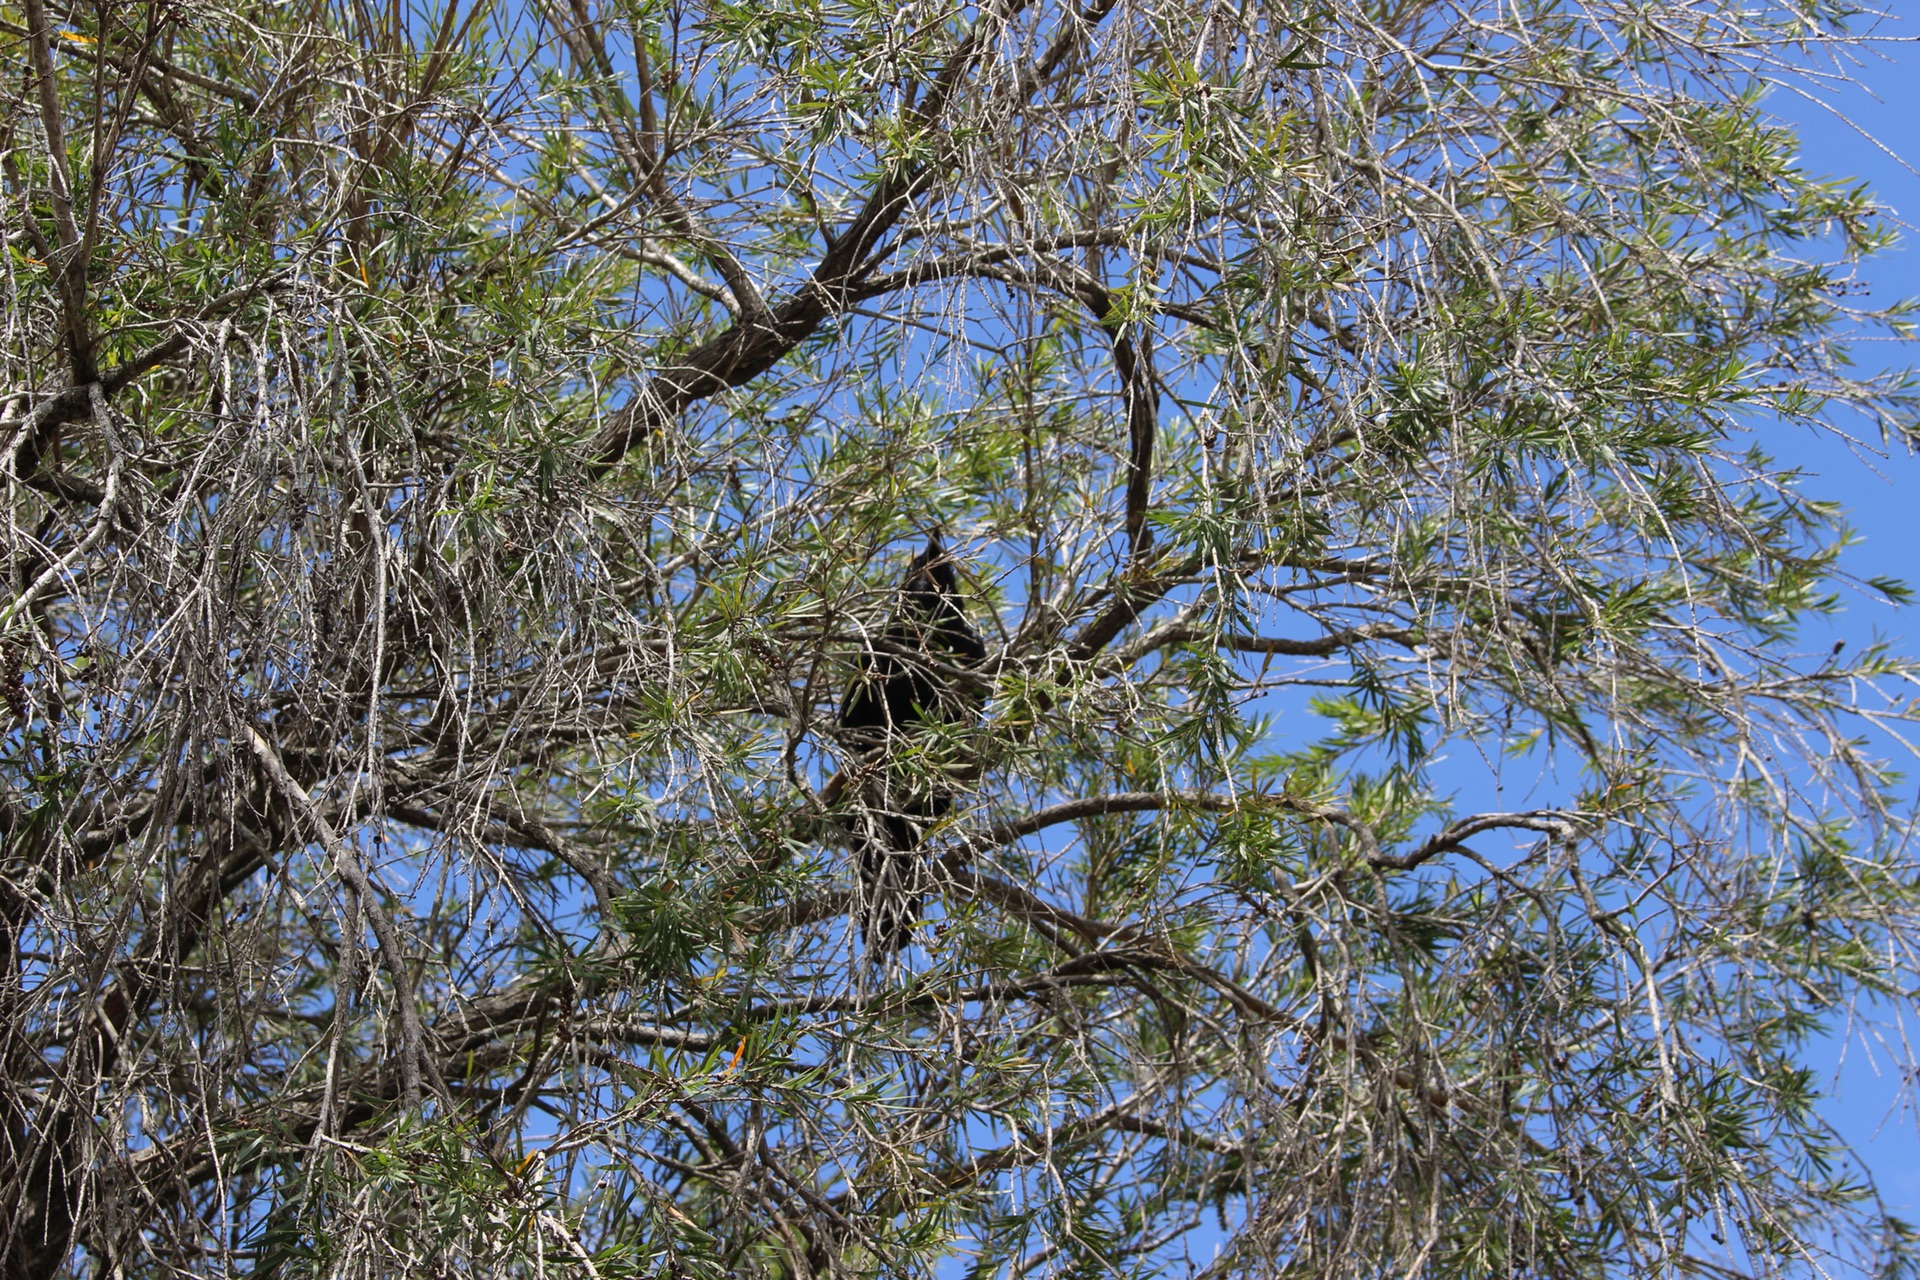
xmin=1373 ymin=810 xmax=1580 ymax=871
xmin=5 ymin=272 xmax=284 ymax=487
xmin=1109 ymin=619 xmax=1424 ymax=670
xmin=1112 ymin=325 xmax=1157 ymax=563
xmin=584 ymin=0 xmax=1049 ymax=472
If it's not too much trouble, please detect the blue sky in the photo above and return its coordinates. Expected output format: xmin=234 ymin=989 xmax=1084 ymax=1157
xmin=1760 ymin=11 xmax=1920 ymax=1222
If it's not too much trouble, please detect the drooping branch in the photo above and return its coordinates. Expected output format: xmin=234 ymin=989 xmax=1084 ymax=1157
xmin=20 ymin=0 xmax=92 ymax=384
xmin=242 ymin=723 xmax=429 ymax=1109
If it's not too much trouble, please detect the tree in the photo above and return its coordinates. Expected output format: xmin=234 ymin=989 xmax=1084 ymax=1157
xmin=2 ymin=0 xmax=1917 ymax=1271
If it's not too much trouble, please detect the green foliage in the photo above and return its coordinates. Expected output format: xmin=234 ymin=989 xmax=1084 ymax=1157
xmin=1 ymin=0 xmax=1918 ymax=1275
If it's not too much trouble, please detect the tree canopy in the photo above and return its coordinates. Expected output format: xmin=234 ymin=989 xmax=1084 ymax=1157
xmin=3 ymin=0 xmax=1918 ymax=1274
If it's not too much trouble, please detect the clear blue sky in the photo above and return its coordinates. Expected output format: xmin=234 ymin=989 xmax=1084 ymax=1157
xmin=1763 ymin=12 xmax=1920 ymax=1221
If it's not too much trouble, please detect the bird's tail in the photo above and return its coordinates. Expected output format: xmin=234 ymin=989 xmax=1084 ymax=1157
xmin=853 ymin=800 xmax=946 ymax=959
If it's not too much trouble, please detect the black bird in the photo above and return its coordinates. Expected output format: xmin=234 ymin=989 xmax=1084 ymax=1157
xmin=837 ymin=536 xmax=987 ymax=957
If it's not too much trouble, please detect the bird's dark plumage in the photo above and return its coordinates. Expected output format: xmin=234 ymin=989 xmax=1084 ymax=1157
xmin=838 ymin=536 xmax=986 ymax=957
